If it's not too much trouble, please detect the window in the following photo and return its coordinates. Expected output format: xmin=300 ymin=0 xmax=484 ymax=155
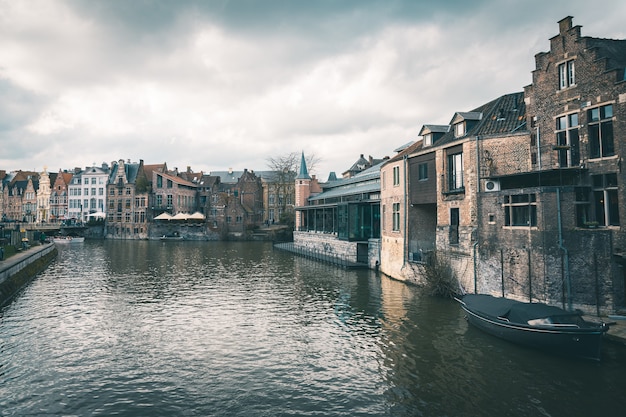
xmin=558 ymin=60 xmax=575 ymax=89
xmin=167 ymin=195 xmax=173 ymax=207
xmin=156 ymin=176 xmax=162 ymax=188
xmin=504 ymin=194 xmax=537 ymax=227
xmin=423 ymin=133 xmax=432 ymax=146
xmin=555 ymin=113 xmax=580 ymax=167
xmin=454 ymin=122 xmax=465 ymax=137
xmin=588 ymin=104 xmax=614 ymax=159
xmin=167 ymin=179 xmax=173 ymax=188
xmin=592 ymin=174 xmax=620 ymax=226
xmin=393 ymin=166 xmax=400 ymax=186
xmin=156 ymin=195 xmax=162 ymax=206
xmin=450 ymin=208 xmax=459 ymax=244
xmin=392 ymin=202 xmax=400 ymax=231
xmin=447 ymin=152 xmax=464 ymax=191
xmin=418 ymin=163 xmax=428 ymax=181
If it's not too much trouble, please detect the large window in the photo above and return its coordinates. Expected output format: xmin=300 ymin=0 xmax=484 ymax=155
xmin=593 ymin=174 xmax=620 ymax=226
xmin=588 ymin=104 xmax=614 ymax=159
xmin=392 ymin=203 xmax=400 ymax=231
xmin=558 ymin=60 xmax=575 ymax=89
xmin=447 ymin=152 xmax=463 ymax=191
xmin=337 ymin=203 xmax=380 ymax=240
xmin=504 ymin=194 xmax=537 ymax=227
xmin=556 ymin=113 xmax=579 ymax=167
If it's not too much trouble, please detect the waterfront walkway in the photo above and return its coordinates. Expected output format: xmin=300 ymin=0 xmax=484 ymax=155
xmin=0 ymin=244 xmax=53 ymax=274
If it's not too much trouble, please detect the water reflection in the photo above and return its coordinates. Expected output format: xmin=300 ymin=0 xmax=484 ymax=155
xmin=0 ymin=241 xmax=625 ymax=417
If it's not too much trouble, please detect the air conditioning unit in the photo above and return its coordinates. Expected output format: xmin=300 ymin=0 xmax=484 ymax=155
xmin=484 ymin=179 xmax=501 ymax=192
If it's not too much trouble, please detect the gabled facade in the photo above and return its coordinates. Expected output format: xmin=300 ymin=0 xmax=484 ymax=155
xmin=106 ymin=159 xmax=150 ymax=239
xmin=1 ymin=171 xmax=39 ymax=222
xmin=50 ymin=170 xmax=72 ymax=223
xmin=37 ymin=169 xmax=51 ymax=223
xmin=208 ymin=169 xmax=263 ymax=237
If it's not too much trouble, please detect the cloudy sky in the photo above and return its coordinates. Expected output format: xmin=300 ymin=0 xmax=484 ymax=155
xmin=1 ymin=0 xmax=625 ymax=180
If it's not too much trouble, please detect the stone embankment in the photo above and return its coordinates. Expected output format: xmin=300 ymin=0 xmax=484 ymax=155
xmin=0 ymin=243 xmax=57 ymax=307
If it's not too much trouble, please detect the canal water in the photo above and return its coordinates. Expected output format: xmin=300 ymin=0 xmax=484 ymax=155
xmin=1 ymin=241 xmax=625 ymax=417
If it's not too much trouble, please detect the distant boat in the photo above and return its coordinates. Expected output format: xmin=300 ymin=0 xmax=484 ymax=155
xmin=456 ymin=294 xmax=610 ymax=361
xmin=52 ymin=236 xmax=85 ymax=243
xmin=160 ymin=235 xmax=184 ymax=241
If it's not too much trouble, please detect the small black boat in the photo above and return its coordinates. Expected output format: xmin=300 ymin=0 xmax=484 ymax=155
xmin=456 ymin=294 xmax=610 ymax=361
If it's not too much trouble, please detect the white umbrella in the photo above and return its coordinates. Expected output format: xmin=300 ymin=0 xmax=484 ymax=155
xmin=154 ymin=212 xmax=173 ymax=220
xmin=87 ymin=211 xmax=106 ymax=218
xmin=171 ymin=212 xmax=190 ymax=221
xmin=188 ymin=212 xmax=205 ymax=220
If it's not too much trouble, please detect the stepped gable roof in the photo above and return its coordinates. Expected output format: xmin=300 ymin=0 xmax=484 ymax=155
xmin=435 ymin=91 xmax=527 ymax=147
xmin=59 ymin=171 xmax=74 ymax=185
xmin=109 ymin=159 xmax=142 ymax=183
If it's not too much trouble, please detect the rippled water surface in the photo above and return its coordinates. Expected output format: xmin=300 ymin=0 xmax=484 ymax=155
xmin=1 ymin=241 xmax=626 ymax=416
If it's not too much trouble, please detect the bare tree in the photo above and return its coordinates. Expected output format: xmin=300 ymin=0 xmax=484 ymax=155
xmin=266 ymin=152 xmax=320 ymax=177
xmin=265 ymin=152 xmax=321 ymax=225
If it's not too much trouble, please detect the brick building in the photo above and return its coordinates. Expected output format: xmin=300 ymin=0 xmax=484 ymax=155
xmin=106 ymin=159 xmax=152 ymax=240
xmin=381 ymin=16 xmax=626 ymax=315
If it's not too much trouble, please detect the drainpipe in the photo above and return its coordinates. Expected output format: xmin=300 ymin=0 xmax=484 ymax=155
xmin=473 ymin=135 xmax=481 ymax=294
xmin=403 ymin=154 xmax=408 ymax=270
xmin=556 ymin=187 xmax=572 ymax=311
xmin=536 ymin=126 xmax=542 ymax=170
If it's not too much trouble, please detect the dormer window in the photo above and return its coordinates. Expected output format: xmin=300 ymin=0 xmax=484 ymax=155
xmin=423 ymin=133 xmax=433 ymax=147
xmin=454 ymin=122 xmax=465 ymax=137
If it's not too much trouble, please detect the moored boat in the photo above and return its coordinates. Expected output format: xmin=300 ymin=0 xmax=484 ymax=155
xmin=52 ymin=236 xmax=85 ymax=243
xmin=456 ymin=294 xmax=609 ymax=361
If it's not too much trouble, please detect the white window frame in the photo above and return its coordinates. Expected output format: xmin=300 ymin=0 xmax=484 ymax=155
xmin=558 ymin=60 xmax=575 ymax=89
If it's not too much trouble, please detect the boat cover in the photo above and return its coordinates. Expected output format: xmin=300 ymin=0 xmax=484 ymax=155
xmin=462 ymin=294 xmax=576 ymax=323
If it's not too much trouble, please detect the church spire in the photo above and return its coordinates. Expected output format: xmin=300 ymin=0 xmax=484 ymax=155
xmin=296 ymin=151 xmax=311 ymax=180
